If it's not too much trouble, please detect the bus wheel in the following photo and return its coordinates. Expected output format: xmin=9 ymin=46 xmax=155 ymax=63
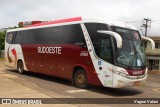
xmin=74 ymin=69 xmax=88 ymax=88
xmin=17 ymin=60 xmax=24 ymax=74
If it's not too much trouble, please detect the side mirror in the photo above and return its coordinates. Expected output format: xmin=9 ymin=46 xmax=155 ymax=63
xmin=141 ymin=36 xmax=155 ymax=50
xmin=97 ymin=30 xmax=122 ymax=48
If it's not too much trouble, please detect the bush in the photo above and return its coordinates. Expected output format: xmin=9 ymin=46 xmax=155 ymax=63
xmin=0 ymin=31 xmax=6 ymax=57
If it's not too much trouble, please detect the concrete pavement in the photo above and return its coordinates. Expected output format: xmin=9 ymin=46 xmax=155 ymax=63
xmin=0 ymin=60 xmax=79 ymax=107
xmin=0 ymin=59 xmax=105 ymax=107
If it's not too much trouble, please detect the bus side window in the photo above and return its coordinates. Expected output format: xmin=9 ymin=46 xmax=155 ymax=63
xmin=6 ymin=33 xmax=13 ymax=44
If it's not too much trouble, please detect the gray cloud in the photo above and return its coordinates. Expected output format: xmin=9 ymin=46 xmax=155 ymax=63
xmin=0 ymin=0 xmax=160 ymax=36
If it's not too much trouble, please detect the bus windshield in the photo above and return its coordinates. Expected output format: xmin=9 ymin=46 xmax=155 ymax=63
xmin=112 ymin=27 xmax=146 ymax=68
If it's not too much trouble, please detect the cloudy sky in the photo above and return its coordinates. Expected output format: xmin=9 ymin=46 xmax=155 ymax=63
xmin=1 ymin=0 xmax=160 ymax=36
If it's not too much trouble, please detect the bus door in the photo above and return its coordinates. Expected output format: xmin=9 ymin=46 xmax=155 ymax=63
xmin=99 ymin=37 xmax=113 ymax=64
xmin=92 ymin=36 xmax=114 ymax=87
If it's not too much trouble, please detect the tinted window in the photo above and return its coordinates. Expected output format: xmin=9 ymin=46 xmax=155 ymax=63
xmin=6 ymin=32 xmax=16 ymax=44
xmin=15 ymin=31 xmax=34 ymax=44
xmin=15 ymin=31 xmax=23 ymax=44
xmin=85 ymin=23 xmax=109 ymax=55
xmin=85 ymin=23 xmax=113 ymax=63
xmin=99 ymin=37 xmax=112 ymax=63
xmin=14 ymin=24 xmax=84 ymax=45
xmin=85 ymin=23 xmax=109 ymax=40
xmin=32 ymin=24 xmax=84 ymax=44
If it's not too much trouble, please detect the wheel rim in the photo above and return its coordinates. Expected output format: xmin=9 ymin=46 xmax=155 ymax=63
xmin=77 ymin=74 xmax=85 ymax=84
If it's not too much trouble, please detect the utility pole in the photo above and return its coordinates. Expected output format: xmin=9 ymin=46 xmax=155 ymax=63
xmin=141 ymin=18 xmax=151 ymax=37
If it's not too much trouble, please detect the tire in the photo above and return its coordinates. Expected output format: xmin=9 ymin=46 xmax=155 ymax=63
xmin=17 ymin=60 xmax=24 ymax=74
xmin=74 ymin=69 xmax=88 ymax=88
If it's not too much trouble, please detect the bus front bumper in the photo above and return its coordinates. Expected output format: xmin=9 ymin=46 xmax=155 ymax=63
xmin=112 ymin=73 xmax=147 ymax=88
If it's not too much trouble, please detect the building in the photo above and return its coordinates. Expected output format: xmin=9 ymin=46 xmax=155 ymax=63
xmin=146 ymin=37 xmax=160 ymax=71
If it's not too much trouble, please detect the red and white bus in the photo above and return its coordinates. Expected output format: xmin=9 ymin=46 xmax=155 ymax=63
xmin=5 ymin=17 xmax=155 ymax=88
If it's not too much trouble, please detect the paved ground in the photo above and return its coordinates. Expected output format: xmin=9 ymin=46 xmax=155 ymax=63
xmin=0 ymin=59 xmax=160 ymax=107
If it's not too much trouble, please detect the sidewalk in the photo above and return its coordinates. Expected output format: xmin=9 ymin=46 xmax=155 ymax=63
xmin=0 ymin=71 xmax=51 ymax=98
xmin=0 ymin=60 xmax=78 ymax=107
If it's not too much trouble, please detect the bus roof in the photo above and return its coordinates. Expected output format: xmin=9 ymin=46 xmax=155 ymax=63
xmin=7 ymin=17 xmax=137 ymax=32
xmin=25 ymin=17 xmax=82 ymax=28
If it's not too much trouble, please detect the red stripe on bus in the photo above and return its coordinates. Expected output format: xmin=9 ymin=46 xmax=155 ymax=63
xmin=25 ymin=17 xmax=82 ymax=28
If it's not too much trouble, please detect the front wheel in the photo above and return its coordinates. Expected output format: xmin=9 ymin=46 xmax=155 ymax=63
xmin=74 ymin=69 xmax=88 ymax=88
xmin=17 ymin=60 xmax=24 ymax=74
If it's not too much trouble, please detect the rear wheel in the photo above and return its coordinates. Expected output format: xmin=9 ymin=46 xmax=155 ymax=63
xmin=17 ymin=60 xmax=24 ymax=74
xmin=74 ymin=69 xmax=88 ymax=88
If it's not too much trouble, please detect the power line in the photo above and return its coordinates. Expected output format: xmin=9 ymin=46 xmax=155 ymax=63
xmin=125 ymin=20 xmax=141 ymax=23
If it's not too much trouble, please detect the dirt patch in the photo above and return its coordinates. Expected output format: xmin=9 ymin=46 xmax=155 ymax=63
xmin=0 ymin=58 xmax=4 ymax=61
xmin=148 ymin=70 xmax=160 ymax=75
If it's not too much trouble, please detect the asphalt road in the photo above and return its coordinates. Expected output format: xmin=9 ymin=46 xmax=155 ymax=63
xmin=0 ymin=60 xmax=160 ymax=107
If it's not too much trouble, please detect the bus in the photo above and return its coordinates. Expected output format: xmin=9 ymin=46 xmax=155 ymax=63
xmin=4 ymin=17 xmax=155 ymax=88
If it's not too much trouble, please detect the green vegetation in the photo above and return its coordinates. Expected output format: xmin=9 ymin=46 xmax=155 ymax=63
xmin=0 ymin=31 xmax=6 ymax=57
xmin=0 ymin=26 xmax=19 ymax=57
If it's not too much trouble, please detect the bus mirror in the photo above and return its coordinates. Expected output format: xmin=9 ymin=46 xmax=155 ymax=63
xmin=97 ymin=30 xmax=122 ymax=48
xmin=141 ymin=36 xmax=155 ymax=50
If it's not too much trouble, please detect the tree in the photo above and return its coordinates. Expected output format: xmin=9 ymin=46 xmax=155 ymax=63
xmin=0 ymin=31 xmax=6 ymax=57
